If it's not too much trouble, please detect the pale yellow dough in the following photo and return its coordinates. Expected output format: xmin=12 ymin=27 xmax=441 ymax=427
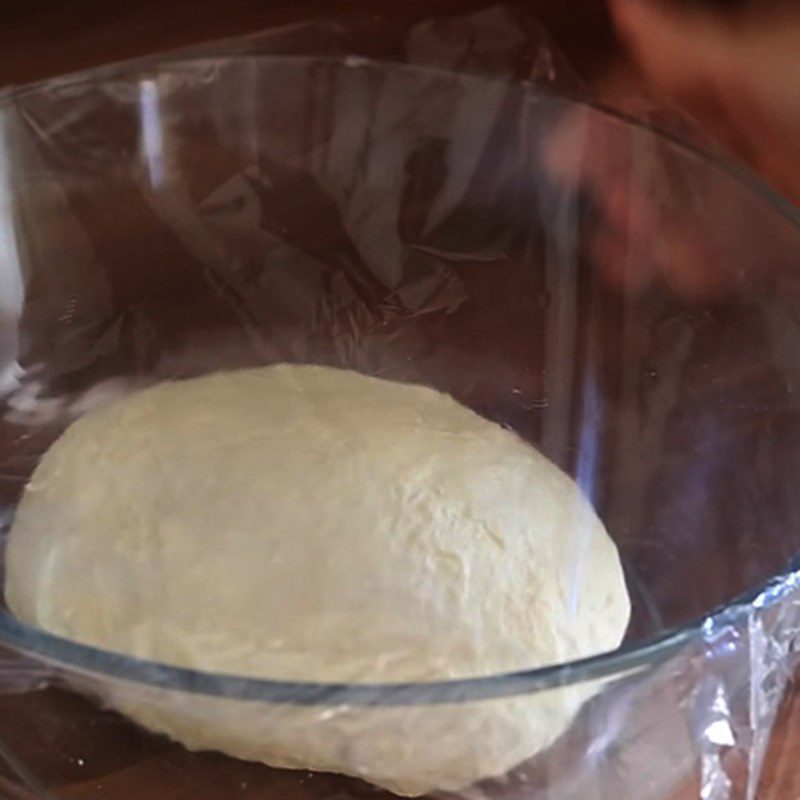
xmin=5 ymin=364 xmax=630 ymax=795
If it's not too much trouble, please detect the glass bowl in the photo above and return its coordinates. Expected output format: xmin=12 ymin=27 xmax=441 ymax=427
xmin=0 ymin=55 xmax=799 ymax=800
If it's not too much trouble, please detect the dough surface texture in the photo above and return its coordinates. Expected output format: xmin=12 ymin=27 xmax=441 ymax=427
xmin=5 ymin=364 xmax=630 ymax=795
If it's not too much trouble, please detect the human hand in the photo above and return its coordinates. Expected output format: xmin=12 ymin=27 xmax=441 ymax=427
xmin=611 ymin=0 xmax=800 ymax=203
xmin=542 ymin=0 xmax=800 ymax=299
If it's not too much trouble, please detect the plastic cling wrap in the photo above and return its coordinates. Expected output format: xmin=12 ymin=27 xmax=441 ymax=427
xmin=0 ymin=7 xmax=799 ymax=800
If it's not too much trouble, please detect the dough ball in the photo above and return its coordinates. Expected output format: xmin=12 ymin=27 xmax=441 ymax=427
xmin=5 ymin=364 xmax=630 ymax=795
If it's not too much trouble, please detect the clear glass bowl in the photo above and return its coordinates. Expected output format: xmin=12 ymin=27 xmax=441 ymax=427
xmin=0 ymin=55 xmax=799 ymax=799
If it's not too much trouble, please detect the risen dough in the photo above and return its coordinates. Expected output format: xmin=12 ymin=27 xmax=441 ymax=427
xmin=5 ymin=364 xmax=629 ymax=795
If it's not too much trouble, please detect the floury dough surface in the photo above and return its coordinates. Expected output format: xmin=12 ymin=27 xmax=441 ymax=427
xmin=5 ymin=364 xmax=630 ymax=795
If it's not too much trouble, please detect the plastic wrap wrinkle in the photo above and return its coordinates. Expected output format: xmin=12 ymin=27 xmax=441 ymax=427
xmin=692 ymin=575 xmax=800 ymax=800
xmin=0 ymin=4 xmax=797 ymax=800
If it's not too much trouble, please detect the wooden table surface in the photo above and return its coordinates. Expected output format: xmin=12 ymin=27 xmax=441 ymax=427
xmin=0 ymin=1 xmax=796 ymax=799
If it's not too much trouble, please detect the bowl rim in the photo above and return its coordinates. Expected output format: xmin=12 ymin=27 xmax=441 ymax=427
xmin=2 ymin=54 xmax=800 ymax=705
xmin=1 ymin=567 xmax=798 ymax=705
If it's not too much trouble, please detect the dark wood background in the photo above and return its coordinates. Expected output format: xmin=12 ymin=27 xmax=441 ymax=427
xmin=0 ymin=0 xmax=617 ymax=87
xmin=0 ymin=1 xmax=796 ymax=798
